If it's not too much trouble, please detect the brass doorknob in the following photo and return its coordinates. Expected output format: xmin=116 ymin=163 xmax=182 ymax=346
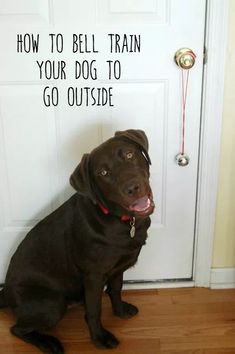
xmin=174 ymin=48 xmax=196 ymax=69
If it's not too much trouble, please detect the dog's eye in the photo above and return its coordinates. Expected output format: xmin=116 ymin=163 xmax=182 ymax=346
xmin=99 ymin=169 xmax=108 ymax=176
xmin=126 ymin=152 xmax=134 ymax=159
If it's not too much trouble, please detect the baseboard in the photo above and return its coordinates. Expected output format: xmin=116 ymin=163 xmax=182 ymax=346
xmin=123 ymin=280 xmax=195 ymax=290
xmin=210 ymin=268 xmax=235 ymax=289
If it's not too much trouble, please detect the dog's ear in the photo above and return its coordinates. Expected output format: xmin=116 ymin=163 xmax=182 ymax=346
xmin=70 ymin=153 xmax=96 ymax=204
xmin=115 ymin=129 xmax=151 ymax=164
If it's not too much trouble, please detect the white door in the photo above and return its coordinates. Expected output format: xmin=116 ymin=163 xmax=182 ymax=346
xmin=0 ymin=0 xmax=206 ymax=283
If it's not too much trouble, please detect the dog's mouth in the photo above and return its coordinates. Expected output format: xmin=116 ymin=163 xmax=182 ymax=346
xmin=127 ymin=193 xmax=155 ymax=216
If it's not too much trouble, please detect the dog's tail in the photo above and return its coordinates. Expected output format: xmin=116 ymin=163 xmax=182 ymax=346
xmin=0 ymin=288 xmax=7 ymax=308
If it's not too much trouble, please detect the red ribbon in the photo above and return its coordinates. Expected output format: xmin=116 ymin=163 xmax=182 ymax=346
xmin=181 ymin=69 xmax=190 ymax=155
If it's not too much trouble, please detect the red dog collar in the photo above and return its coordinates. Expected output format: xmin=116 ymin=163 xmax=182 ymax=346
xmin=98 ymin=203 xmax=131 ymax=221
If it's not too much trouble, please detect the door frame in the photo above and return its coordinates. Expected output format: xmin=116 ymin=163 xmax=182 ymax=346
xmin=194 ymin=0 xmax=229 ymax=287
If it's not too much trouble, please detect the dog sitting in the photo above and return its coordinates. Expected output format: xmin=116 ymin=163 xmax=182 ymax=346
xmin=0 ymin=129 xmax=154 ymax=354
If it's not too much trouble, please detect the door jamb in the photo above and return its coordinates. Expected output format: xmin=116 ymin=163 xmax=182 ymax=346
xmin=193 ymin=0 xmax=229 ymax=287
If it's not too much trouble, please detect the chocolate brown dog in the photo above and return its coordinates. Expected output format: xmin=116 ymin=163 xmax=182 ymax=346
xmin=0 ymin=129 xmax=154 ymax=353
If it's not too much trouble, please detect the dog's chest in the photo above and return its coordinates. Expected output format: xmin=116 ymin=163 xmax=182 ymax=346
xmin=77 ymin=217 xmax=150 ymax=274
xmin=100 ymin=216 xmax=150 ymax=247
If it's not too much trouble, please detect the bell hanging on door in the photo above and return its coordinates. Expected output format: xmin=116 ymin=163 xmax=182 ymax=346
xmin=175 ymin=153 xmax=190 ymax=167
xmin=174 ymin=48 xmax=195 ymax=168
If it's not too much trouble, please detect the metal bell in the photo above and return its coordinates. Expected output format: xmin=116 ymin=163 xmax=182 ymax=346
xmin=175 ymin=153 xmax=189 ymax=167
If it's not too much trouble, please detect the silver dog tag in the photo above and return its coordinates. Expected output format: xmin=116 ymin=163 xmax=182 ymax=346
xmin=130 ymin=217 xmax=136 ymax=238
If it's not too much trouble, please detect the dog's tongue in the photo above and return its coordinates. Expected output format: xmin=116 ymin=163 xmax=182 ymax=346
xmin=129 ymin=195 xmax=150 ymax=212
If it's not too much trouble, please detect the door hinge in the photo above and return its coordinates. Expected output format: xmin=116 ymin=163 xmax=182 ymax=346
xmin=203 ymin=46 xmax=208 ymax=65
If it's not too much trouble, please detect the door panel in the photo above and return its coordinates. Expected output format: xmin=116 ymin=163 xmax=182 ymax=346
xmin=97 ymin=0 xmax=169 ymax=24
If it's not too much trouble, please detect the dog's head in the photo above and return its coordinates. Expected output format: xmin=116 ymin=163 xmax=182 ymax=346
xmin=70 ymin=129 xmax=154 ymax=217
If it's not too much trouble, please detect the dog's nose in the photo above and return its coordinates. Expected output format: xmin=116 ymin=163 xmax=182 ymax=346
xmin=125 ymin=182 xmax=140 ymax=196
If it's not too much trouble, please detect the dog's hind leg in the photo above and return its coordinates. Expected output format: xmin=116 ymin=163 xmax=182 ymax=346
xmin=10 ymin=287 xmax=66 ymax=354
xmin=11 ymin=325 xmax=64 ymax=354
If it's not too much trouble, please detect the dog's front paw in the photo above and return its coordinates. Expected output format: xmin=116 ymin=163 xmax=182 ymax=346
xmin=92 ymin=329 xmax=119 ymax=349
xmin=114 ymin=301 xmax=139 ymax=318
